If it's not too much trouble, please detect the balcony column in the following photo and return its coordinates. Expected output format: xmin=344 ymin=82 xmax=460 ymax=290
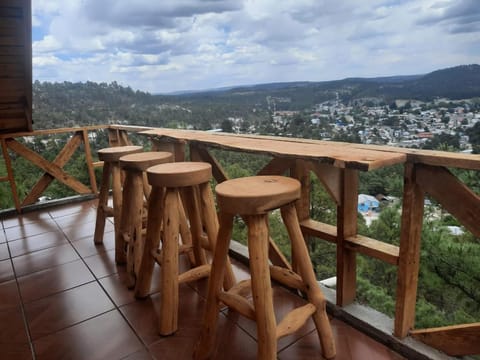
xmin=336 ymin=168 xmax=358 ymax=306
xmin=395 ymin=163 xmax=424 ymax=338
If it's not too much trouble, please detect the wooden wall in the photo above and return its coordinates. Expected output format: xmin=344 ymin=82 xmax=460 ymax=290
xmin=0 ymin=0 xmax=32 ymax=133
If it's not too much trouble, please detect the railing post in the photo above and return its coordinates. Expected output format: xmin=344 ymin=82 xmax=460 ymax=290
xmin=395 ymin=163 xmax=424 ymax=338
xmin=82 ymin=129 xmax=98 ymax=194
xmin=336 ymin=168 xmax=359 ymax=306
xmin=1 ymin=138 xmax=21 ymax=212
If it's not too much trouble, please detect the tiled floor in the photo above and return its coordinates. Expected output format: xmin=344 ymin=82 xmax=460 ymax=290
xmin=0 ymin=200 xmax=406 ymax=359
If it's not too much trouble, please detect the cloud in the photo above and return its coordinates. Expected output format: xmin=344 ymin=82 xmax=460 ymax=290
xmin=31 ymin=0 xmax=480 ymax=93
xmin=417 ymin=0 xmax=480 ymax=33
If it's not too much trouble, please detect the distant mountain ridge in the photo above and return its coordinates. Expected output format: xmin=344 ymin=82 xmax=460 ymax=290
xmin=168 ymin=64 xmax=480 ymax=102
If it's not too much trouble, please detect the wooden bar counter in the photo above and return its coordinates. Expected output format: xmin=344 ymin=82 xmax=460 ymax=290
xmin=139 ymin=128 xmax=407 ymax=304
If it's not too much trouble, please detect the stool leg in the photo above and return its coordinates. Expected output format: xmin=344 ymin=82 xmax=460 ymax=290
xmin=126 ymin=172 xmax=144 ymax=288
xmin=159 ymin=188 xmax=180 ymax=336
xmin=248 ymin=214 xmax=277 ymax=360
xmin=135 ymin=186 xmax=165 ymax=298
xmin=281 ymin=203 xmax=336 ymax=359
xmin=199 ymin=182 xmax=236 ymax=290
xmin=94 ymin=161 xmax=112 ymax=244
xmin=178 ymin=188 xmax=200 ymax=266
xmin=142 ymin=171 xmax=151 ymax=199
xmin=194 ymin=212 xmax=234 ymax=360
xmin=112 ymin=164 xmax=125 ymax=264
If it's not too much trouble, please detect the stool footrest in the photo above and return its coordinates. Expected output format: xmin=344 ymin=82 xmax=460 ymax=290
xmin=227 ymin=279 xmax=252 ymax=298
xmin=178 ymin=264 xmax=211 ymax=284
xmin=102 ymin=205 xmax=114 ymax=217
xmin=218 ymin=292 xmax=256 ymax=321
xmin=270 ymin=265 xmax=306 ymax=292
xmin=276 ymin=303 xmax=316 ymax=340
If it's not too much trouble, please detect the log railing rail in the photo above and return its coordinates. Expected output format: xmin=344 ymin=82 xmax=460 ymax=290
xmin=1 ymin=124 xmax=479 ymax=356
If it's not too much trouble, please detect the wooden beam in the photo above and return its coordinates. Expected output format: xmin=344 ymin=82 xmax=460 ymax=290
xmin=336 ymin=168 xmax=358 ymax=306
xmin=345 ymin=235 xmax=399 ymax=266
xmin=190 ymin=143 xmax=229 ymax=183
xmin=257 ymin=157 xmax=294 ymax=176
xmin=394 ymin=163 xmax=424 ymax=338
xmin=416 ymin=164 xmax=480 ymax=238
xmin=300 ymin=219 xmax=337 ymax=243
xmin=410 ymin=323 xmax=480 ymax=356
xmin=6 ymin=138 xmax=92 ymax=197
xmin=22 ymin=132 xmax=83 ymax=205
xmin=82 ymin=129 xmax=97 ymax=194
xmin=307 ymin=161 xmax=341 ymax=205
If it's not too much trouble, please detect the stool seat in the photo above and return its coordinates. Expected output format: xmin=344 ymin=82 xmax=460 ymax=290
xmin=147 ymin=162 xmax=212 ymax=188
xmin=216 ymin=176 xmax=301 ymax=215
xmin=120 ymin=151 xmax=173 ymax=172
xmin=98 ymin=145 xmax=143 ymax=162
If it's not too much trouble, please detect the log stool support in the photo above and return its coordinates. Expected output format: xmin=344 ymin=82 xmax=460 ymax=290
xmin=118 ymin=151 xmax=173 ymax=288
xmin=194 ymin=176 xmax=336 ymax=360
xmin=93 ymin=145 xmax=143 ymax=264
xmin=135 ymin=162 xmax=236 ymax=336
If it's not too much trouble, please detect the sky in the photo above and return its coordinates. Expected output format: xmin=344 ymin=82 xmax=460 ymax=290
xmin=31 ymin=0 xmax=480 ymax=94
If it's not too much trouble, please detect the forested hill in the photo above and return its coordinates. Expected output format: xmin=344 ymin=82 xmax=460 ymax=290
xmin=32 ymin=64 xmax=480 ymax=129
xmin=172 ymin=64 xmax=480 ymax=103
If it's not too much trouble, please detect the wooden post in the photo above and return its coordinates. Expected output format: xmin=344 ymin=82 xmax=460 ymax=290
xmin=395 ymin=163 xmax=424 ymax=338
xmin=82 ymin=129 xmax=98 ymax=194
xmin=336 ymin=168 xmax=358 ymax=306
xmin=1 ymin=138 xmax=21 ymax=212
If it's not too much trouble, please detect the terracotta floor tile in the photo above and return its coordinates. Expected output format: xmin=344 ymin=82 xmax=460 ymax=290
xmin=62 ymin=219 xmax=114 ymax=242
xmin=0 ymin=342 xmax=33 ymax=360
xmin=121 ymin=349 xmax=154 ymax=360
xmin=53 ymin=209 xmax=97 ymax=228
xmin=17 ymin=259 xmax=95 ymax=303
xmin=70 ymin=230 xmax=115 ymax=258
xmin=8 ymin=230 xmax=68 ymax=258
xmin=33 ymin=310 xmax=144 ymax=360
xmin=99 ymin=265 xmax=163 ymax=307
xmin=277 ymin=328 xmax=330 ymax=360
xmin=83 ymin=249 xmax=123 ymax=278
xmin=0 ymin=242 xmax=9 ymax=260
xmin=120 ymin=284 xmax=205 ymax=346
xmin=0 ymin=306 xmax=29 ymax=343
xmin=12 ymin=243 xmax=79 ymax=277
xmin=0 ymin=259 xmax=14 ymax=284
xmin=2 ymin=211 xmax=52 ymax=229
xmin=330 ymin=319 xmax=405 ymax=360
xmin=0 ymin=279 xmax=21 ymax=310
xmin=25 ymin=282 xmax=115 ymax=340
xmin=149 ymin=312 xmax=257 ymax=360
xmin=48 ymin=201 xmax=96 ymax=219
xmin=4 ymin=219 xmax=59 ymax=241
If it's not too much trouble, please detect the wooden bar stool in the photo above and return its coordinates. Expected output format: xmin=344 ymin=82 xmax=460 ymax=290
xmin=93 ymin=145 xmax=143 ymax=264
xmin=135 ymin=162 xmax=236 ymax=336
xmin=194 ymin=176 xmax=336 ymax=360
xmin=118 ymin=151 xmax=173 ymax=288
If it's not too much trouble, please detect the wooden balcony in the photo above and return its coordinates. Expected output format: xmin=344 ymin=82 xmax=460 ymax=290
xmin=0 ymin=199 xmax=410 ymax=360
xmin=1 ymin=125 xmax=479 ymax=359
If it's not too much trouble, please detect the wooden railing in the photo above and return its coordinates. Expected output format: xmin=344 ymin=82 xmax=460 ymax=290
xmin=1 ymin=124 xmax=479 ymax=356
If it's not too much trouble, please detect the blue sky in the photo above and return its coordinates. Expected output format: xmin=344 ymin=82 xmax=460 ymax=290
xmin=31 ymin=0 xmax=480 ymax=93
